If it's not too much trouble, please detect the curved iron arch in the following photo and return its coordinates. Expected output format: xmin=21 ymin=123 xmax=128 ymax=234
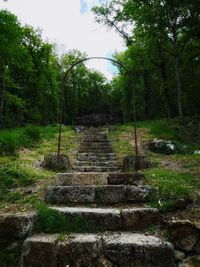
xmin=57 ymin=57 xmax=138 ymax=158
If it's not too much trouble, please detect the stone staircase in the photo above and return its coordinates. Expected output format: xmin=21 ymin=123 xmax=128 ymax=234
xmin=73 ymin=128 xmax=119 ymax=172
xmin=19 ymin=128 xmax=175 ymax=266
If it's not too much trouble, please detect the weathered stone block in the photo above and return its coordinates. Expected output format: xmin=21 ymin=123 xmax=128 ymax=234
xmin=122 ymin=155 xmax=150 ymax=171
xmin=107 ymin=173 xmax=145 ymax=185
xmin=57 ymin=234 xmax=101 ymax=267
xmin=126 ymin=186 xmax=152 ymax=202
xmin=0 ymin=212 xmax=37 ymax=248
xmin=103 ymin=233 xmax=175 ymax=267
xmin=46 ymin=186 xmax=96 ymax=204
xmin=20 ymin=234 xmax=58 ymax=267
xmin=50 ymin=207 xmax=121 ymax=231
xmin=95 ymin=185 xmax=126 ymax=204
xmin=55 ymin=172 xmax=108 ymax=186
xmin=42 ymin=153 xmax=70 ymax=171
xmin=121 ymin=208 xmax=159 ymax=230
xmin=167 ymin=220 xmax=199 ymax=252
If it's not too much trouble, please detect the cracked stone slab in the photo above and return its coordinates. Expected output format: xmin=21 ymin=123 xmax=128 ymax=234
xmin=46 ymin=186 xmax=96 ymax=204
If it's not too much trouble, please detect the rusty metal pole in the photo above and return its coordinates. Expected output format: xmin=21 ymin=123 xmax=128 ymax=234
xmin=57 ymin=80 xmax=65 ymax=160
xmin=131 ymin=75 xmax=139 ymax=157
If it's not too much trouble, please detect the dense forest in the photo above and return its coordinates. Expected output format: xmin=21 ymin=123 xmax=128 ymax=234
xmin=0 ymin=0 xmax=200 ymax=128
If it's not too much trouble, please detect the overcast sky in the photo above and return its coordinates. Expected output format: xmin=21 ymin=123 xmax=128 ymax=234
xmin=0 ymin=0 xmax=125 ymax=79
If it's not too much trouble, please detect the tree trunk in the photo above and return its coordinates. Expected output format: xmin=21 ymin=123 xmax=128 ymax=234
xmin=175 ymin=53 xmax=183 ymax=117
xmin=160 ymin=61 xmax=171 ymax=118
xmin=0 ymin=66 xmax=5 ymax=129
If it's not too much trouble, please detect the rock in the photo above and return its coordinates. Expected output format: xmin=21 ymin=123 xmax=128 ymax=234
xmin=42 ymin=153 xmax=70 ymax=171
xmin=179 ymin=256 xmax=200 ymax=267
xmin=103 ymin=233 xmax=175 ymax=267
xmin=121 ymin=208 xmax=159 ymax=230
xmin=194 ymin=150 xmax=200 ymax=155
xmin=20 ymin=234 xmax=58 ymax=267
xmin=175 ymin=250 xmax=186 ymax=261
xmin=46 ymin=186 xmax=96 ymax=204
xmin=97 ymin=257 xmax=113 ymax=267
xmin=95 ymin=185 xmax=126 ymax=204
xmin=122 ymin=155 xmax=150 ymax=171
xmin=168 ymin=220 xmax=199 ymax=252
xmin=57 ymin=234 xmax=101 ymax=267
xmin=0 ymin=212 xmax=37 ymax=248
xmin=149 ymin=139 xmax=177 ymax=154
xmin=107 ymin=173 xmax=145 ymax=185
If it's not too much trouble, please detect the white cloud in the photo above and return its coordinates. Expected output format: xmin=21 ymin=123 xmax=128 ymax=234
xmin=0 ymin=0 xmax=125 ymax=79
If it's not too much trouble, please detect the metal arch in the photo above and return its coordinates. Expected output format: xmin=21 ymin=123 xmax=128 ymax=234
xmin=57 ymin=56 xmax=138 ymax=158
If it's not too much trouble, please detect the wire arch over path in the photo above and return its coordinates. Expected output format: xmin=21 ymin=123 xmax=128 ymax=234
xmin=57 ymin=57 xmax=138 ymax=158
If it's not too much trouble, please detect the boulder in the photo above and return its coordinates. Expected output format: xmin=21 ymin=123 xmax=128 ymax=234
xmin=179 ymin=256 xmax=200 ymax=267
xmin=168 ymin=220 xmax=199 ymax=252
xmin=0 ymin=212 xmax=37 ymax=248
xmin=42 ymin=153 xmax=70 ymax=171
xmin=149 ymin=139 xmax=177 ymax=154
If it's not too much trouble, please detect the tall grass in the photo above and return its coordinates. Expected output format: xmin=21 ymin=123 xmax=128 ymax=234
xmin=0 ymin=125 xmax=58 ymax=156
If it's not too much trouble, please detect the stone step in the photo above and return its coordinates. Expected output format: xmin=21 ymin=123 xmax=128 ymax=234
xmin=74 ymin=161 xmax=117 ymax=167
xmin=80 ymin=146 xmax=113 ymax=151
xmin=73 ymin=166 xmax=119 ymax=172
xmin=20 ymin=233 xmax=175 ymax=267
xmin=49 ymin=206 xmax=159 ymax=231
xmin=78 ymin=148 xmax=114 ymax=153
xmin=81 ymin=140 xmax=111 ymax=144
xmin=46 ymin=185 xmax=152 ymax=204
xmin=77 ymin=153 xmax=116 ymax=161
xmin=54 ymin=172 xmax=144 ymax=186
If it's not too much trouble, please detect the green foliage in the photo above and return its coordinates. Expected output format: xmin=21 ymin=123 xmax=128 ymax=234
xmin=0 ymin=162 xmax=36 ymax=191
xmin=0 ymin=246 xmax=21 ymax=267
xmin=145 ymin=168 xmax=196 ymax=211
xmin=149 ymin=121 xmax=177 ymax=140
xmin=24 ymin=125 xmax=41 ymax=141
xmin=36 ymin=204 xmax=96 ymax=233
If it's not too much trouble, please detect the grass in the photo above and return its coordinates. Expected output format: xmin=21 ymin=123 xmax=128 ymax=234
xmin=35 ymin=204 xmax=96 ymax=234
xmin=0 ymin=125 xmax=80 ymax=208
xmin=145 ymin=167 xmax=199 ymax=211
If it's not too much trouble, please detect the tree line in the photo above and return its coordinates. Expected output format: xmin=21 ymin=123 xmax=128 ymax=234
xmin=0 ymin=10 xmax=111 ymax=128
xmin=1 ymin=2 xmax=200 ymax=129
xmin=93 ymin=0 xmax=200 ymax=121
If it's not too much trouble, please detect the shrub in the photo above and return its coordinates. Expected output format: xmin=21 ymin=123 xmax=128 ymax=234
xmin=24 ymin=125 xmax=41 ymax=142
xmin=149 ymin=121 xmax=177 ymax=140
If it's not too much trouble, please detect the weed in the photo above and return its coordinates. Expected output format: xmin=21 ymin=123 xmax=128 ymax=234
xmin=35 ymin=204 xmax=96 ymax=234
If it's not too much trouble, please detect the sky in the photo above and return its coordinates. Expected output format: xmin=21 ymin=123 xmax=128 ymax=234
xmin=0 ymin=0 xmax=125 ymax=80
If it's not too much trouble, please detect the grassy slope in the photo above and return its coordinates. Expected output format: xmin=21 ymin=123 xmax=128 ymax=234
xmin=0 ymin=125 xmax=80 ymax=212
xmin=109 ymin=119 xmax=200 ymax=213
xmin=0 ymin=119 xmax=199 ymax=218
